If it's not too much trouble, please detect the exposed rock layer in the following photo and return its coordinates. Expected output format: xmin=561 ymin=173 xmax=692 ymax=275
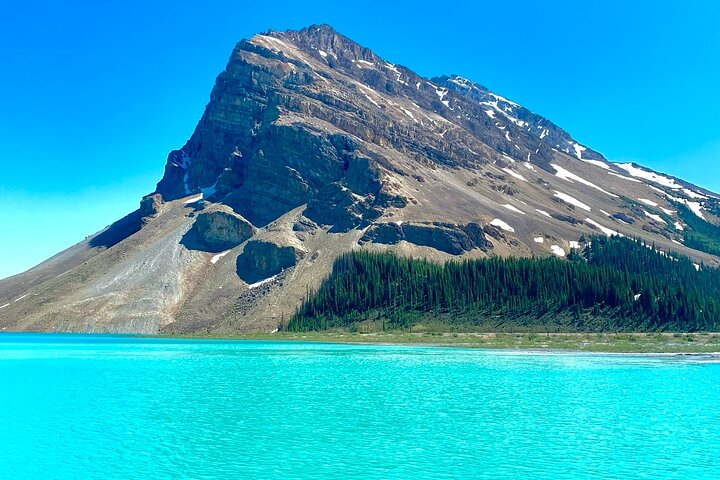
xmin=360 ymin=222 xmax=490 ymax=255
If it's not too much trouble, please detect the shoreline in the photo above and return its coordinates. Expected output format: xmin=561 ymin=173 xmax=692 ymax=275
xmin=155 ymin=331 xmax=720 ymax=355
xmin=2 ymin=331 xmax=720 ymax=355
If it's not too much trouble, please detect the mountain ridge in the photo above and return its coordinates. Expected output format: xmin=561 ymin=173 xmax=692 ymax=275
xmin=1 ymin=24 xmax=718 ymax=334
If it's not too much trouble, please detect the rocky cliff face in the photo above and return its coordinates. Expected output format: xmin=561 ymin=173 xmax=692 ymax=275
xmin=2 ymin=24 xmax=719 ymax=333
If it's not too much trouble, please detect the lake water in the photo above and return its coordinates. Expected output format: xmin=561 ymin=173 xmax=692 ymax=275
xmin=0 ymin=334 xmax=718 ymax=479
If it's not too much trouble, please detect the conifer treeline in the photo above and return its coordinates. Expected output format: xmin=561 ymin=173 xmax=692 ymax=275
xmin=288 ymin=236 xmax=720 ymax=332
xmin=677 ymin=203 xmax=720 ymax=257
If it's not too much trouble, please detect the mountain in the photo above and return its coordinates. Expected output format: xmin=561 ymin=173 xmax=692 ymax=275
xmin=2 ymin=24 xmax=719 ymax=334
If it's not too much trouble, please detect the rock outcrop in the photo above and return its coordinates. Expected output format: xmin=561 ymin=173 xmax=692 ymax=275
xmin=236 ymin=240 xmax=305 ymax=284
xmin=184 ymin=206 xmax=255 ymax=252
xmin=360 ymin=222 xmax=491 ymax=255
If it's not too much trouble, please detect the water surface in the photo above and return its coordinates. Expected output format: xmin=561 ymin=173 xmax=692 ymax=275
xmin=1 ymin=334 xmax=718 ymax=479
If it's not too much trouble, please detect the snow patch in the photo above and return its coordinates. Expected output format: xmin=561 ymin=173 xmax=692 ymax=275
xmin=683 ymin=188 xmax=707 ymax=200
xmin=572 ymin=143 xmax=586 ymax=159
xmin=581 ymin=159 xmax=610 ymax=170
xmin=0 ymin=303 xmax=9 ymax=310
xmin=665 ymin=193 xmax=706 ymax=220
xmin=551 ymin=164 xmax=618 ymax=197
xmin=383 ymin=62 xmax=408 ymax=85
xmin=643 ymin=211 xmax=666 ymax=224
xmin=685 ymin=201 xmax=705 ymax=220
xmin=502 ymin=168 xmax=527 ymax=182
xmin=478 ymin=95 xmax=528 ymax=128
xmin=674 ymin=221 xmax=684 ymax=231
xmin=318 ymin=49 xmax=328 ymax=58
xmin=256 ymin=35 xmax=293 ymax=53
xmin=615 ymin=163 xmax=682 ymax=190
xmin=13 ymin=294 xmax=28 ymax=302
xmin=248 ymin=275 xmax=278 ymax=289
xmin=503 ymin=204 xmax=526 ymax=215
xmin=535 ymin=209 xmax=552 ymax=218
xmin=489 ymin=92 xmax=520 ymax=107
xmin=569 ymin=241 xmax=580 ymax=249
xmin=182 ymin=181 xmax=217 ymax=205
xmin=534 ymin=237 xmax=544 ymax=244
xmin=550 ymin=245 xmax=566 ymax=257
xmin=585 ymin=218 xmax=620 ymax=237
xmin=554 ymin=191 xmax=591 ymax=211
xmin=402 ymin=108 xmax=416 ymax=121
xmin=171 ymin=151 xmax=193 ymax=195
xmin=638 ymin=198 xmax=658 ymax=207
xmin=210 ymin=250 xmax=231 ymax=265
xmin=182 ymin=194 xmax=203 ymax=205
xmin=364 ymin=94 xmax=381 ymax=108
xmin=490 ymin=219 xmax=514 ymax=232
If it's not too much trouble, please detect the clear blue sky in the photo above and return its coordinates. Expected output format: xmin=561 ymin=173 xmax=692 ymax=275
xmin=1 ymin=0 xmax=719 ymax=279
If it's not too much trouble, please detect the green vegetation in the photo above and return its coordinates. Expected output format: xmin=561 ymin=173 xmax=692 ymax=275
xmin=704 ymin=197 xmax=720 ymax=218
xmin=288 ymin=236 xmax=720 ymax=333
xmin=677 ymin=202 xmax=720 ymax=257
xmin=187 ymin=332 xmax=720 ymax=354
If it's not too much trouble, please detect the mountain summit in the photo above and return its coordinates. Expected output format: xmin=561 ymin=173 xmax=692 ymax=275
xmin=2 ymin=24 xmax=719 ymax=333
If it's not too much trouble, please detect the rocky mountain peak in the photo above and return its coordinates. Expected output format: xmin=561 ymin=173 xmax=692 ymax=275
xmin=3 ymin=24 xmax=718 ymax=334
xmin=149 ymin=24 xmax=718 ymax=245
xmin=267 ymin=24 xmax=369 ymax=61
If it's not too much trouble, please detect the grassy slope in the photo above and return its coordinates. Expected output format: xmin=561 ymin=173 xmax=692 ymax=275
xmin=178 ymin=331 xmax=720 ymax=354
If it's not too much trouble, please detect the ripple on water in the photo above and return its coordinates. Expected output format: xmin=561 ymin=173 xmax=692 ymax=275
xmin=0 ymin=335 xmax=719 ymax=479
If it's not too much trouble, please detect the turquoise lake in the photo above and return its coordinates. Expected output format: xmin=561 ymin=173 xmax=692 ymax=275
xmin=1 ymin=335 xmax=719 ymax=479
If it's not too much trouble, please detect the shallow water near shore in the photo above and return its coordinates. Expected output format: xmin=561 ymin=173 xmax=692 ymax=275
xmin=1 ymin=334 xmax=719 ymax=479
